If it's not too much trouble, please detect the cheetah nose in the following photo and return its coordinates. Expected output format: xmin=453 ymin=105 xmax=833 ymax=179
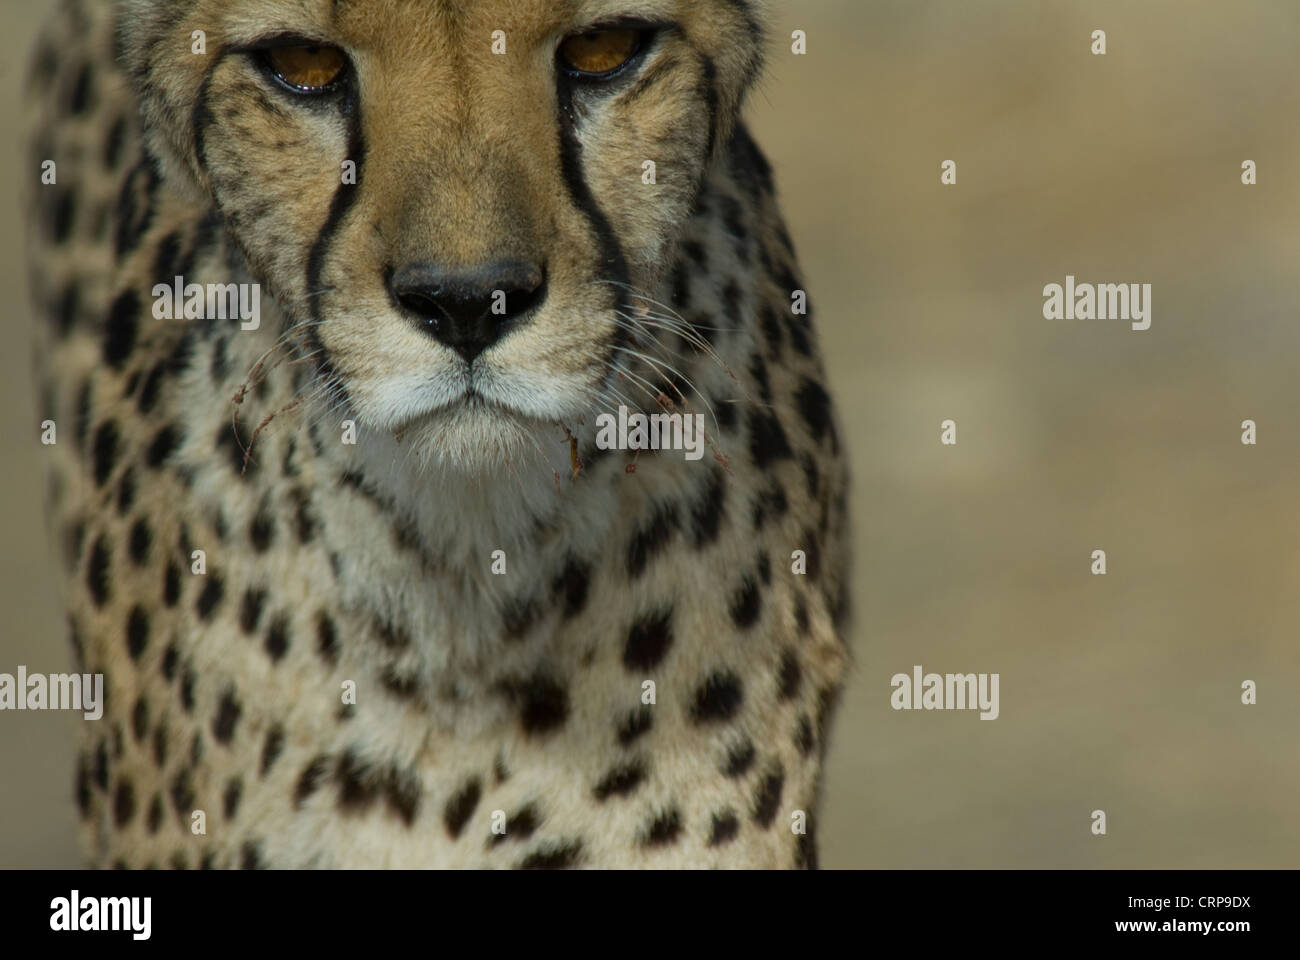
xmin=389 ymin=260 xmax=545 ymax=364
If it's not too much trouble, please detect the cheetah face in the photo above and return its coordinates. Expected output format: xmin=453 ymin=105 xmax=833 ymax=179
xmin=122 ymin=0 xmax=764 ymax=470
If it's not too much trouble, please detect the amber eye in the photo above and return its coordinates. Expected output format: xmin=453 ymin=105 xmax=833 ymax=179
xmin=266 ymin=45 xmax=347 ymax=92
xmin=558 ymin=28 xmax=642 ymax=77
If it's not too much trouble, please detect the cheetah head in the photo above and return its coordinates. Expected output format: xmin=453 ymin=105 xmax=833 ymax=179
xmin=121 ymin=0 xmax=765 ymax=471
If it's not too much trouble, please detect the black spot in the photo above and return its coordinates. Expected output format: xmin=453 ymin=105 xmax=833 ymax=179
xmin=115 ymin=468 xmax=137 ymax=516
xmin=795 ymin=379 xmax=833 ymax=442
xmin=334 ymin=752 xmax=380 ymax=811
xmin=152 ymin=231 xmax=183 ymax=283
xmin=552 ymin=557 xmax=590 ymax=619
xmin=801 ymin=453 xmax=821 ymax=499
xmin=752 ymin=765 xmax=785 ymax=828
xmin=113 ymin=778 xmax=135 ymax=826
xmin=91 ymin=421 xmax=119 ymax=487
xmin=223 ymin=778 xmax=242 ymax=820
xmin=265 ymin=614 xmax=290 ymax=661
xmin=131 ymin=696 xmax=148 ymax=743
xmin=294 ymin=755 xmax=330 ymax=807
xmin=752 ymin=482 xmax=789 ymax=530
xmin=383 ymin=768 xmax=422 ymax=826
xmin=170 ymin=767 xmax=194 ymax=821
xmin=291 ymin=489 xmax=317 ymax=543
xmin=146 ymin=794 xmax=163 ymax=834
xmin=593 ymin=759 xmax=648 ymax=801
xmin=710 ymin=393 xmax=737 ymax=431
xmin=54 ymin=283 xmax=80 ymax=336
xmin=237 ymin=588 xmax=266 ymax=634
xmin=502 ymin=675 xmax=570 ymax=736
xmin=815 ymin=686 xmax=840 ymax=750
xmin=196 ymin=574 xmax=224 ymax=621
xmin=315 ymin=612 xmax=339 ymax=663
xmin=125 ymin=606 xmax=149 ymax=660
xmin=240 ymin=841 xmax=262 ymax=870
xmin=138 ymin=363 xmax=165 ymax=414
xmin=758 ymin=304 xmax=784 ymax=354
xmin=623 ymin=608 xmax=674 ymax=671
xmin=152 ymin=723 xmax=168 ymax=768
xmin=795 ymin=714 xmax=815 ymax=757
xmin=382 ymin=667 xmax=418 ymax=699
xmin=74 ymin=379 xmax=92 ymax=450
xmin=748 ymin=408 xmax=793 ymax=468
xmin=778 ymin=650 xmax=802 ymax=701
xmin=127 ymin=517 xmax=152 ymax=566
xmin=627 ymin=504 xmax=678 ymax=578
xmin=489 ymin=805 xmax=539 ymax=844
xmin=210 ymin=338 xmax=228 ymax=383
xmin=212 ymin=689 xmax=241 ymax=744
xmin=145 ymin=424 xmax=180 ymax=468
xmin=642 ymin=808 xmax=683 ymax=847
xmin=66 ymin=62 xmax=93 ymax=114
xmin=729 ymin=576 xmax=762 ymax=630
xmin=86 ymin=535 xmax=111 ymax=607
xmin=689 ymin=469 xmax=726 ymax=547
xmin=749 ymin=353 xmax=772 ymax=404
xmin=692 ymin=672 xmax=743 ymax=723
xmin=215 ymin=419 xmax=256 ymax=477
xmin=161 ymin=642 xmax=178 ymax=682
xmin=517 ymin=841 xmax=583 ymax=869
xmin=671 ymin=262 xmax=691 ymax=310
xmin=102 ymin=115 xmax=127 ymax=170
xmin=163 ymin=562 xmax=181 ymax=607
xmin=103 ymin=291 xmax=139 ymax=369
xmin=179 ymin=667 xmax=196 ymax=713
xmin=443 ymin=779 xmax=482 ymax=839
xmin=617 ymin=707 xmax=654 ymax=747
xmin=501 ymin=598 xmax=538 ymax=642
xmin=260 ymin=726 xmax=284 ymax=777
xmin=723 ymin=739 xmax=756 ymax=777
xmin=115 ymin=158 xmax=158 ymax=259
xmin=249 ymin=506 xmax=274 ymax=551
xmin=709 ymin=811 xmax=740 ymax=847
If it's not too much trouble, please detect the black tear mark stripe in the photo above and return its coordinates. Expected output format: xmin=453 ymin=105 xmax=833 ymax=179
xmin=191 ymin=46 xmax=229 ymax=181
xmin=555 ymin=79 xmax=631 ymax=381
xmin=304 ymin=86 xmax=367 ymax=401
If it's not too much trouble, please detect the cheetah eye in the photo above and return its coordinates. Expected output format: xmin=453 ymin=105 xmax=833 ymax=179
xmin=558 ymin=28 xmax=645 ymax=79
xmin=264 ymin=45 xmax=347 ymax=93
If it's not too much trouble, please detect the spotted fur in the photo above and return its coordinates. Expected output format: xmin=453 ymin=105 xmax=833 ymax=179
xmin=27 ymin=0 xmax=850 ymax=868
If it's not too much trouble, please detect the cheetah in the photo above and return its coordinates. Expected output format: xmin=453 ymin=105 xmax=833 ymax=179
xmin=25 ymin=0 xmax=851 ymax=868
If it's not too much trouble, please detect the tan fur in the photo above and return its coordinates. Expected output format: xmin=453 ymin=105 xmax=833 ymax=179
xmin=27 ymin=0 xmax=849 ymax=868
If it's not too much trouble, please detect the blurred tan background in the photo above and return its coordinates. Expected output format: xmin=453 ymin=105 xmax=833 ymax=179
xmin=3 ymin=0 xmax=1298 ymax=868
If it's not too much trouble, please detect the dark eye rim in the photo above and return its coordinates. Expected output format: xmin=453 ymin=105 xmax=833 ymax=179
xmin=558 ymin=22 xmax=665 ymax=82
xmin=244 ymin=34 xmax=351 ymax=97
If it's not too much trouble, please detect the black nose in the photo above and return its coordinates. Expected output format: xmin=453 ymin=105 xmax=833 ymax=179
xmin=389 ymin=260 xmax=544 ymax=363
